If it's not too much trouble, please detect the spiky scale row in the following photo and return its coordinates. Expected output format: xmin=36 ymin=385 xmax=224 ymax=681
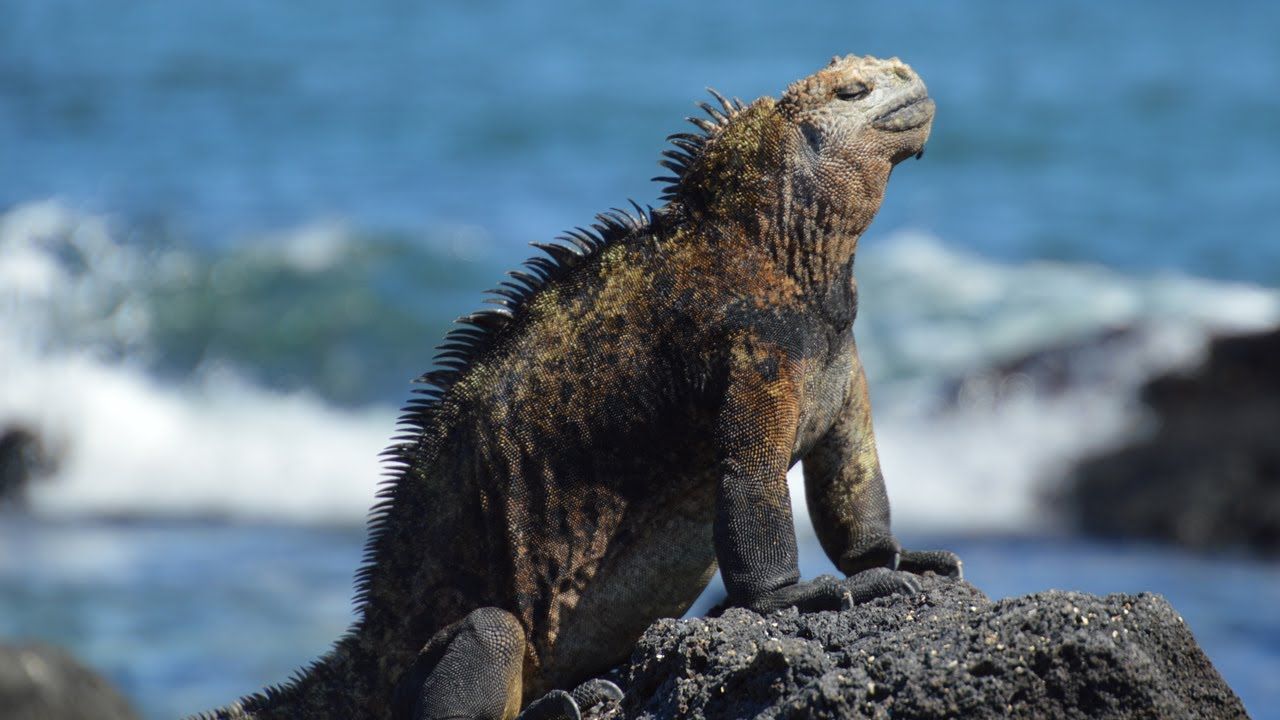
xmin=653 ymin=88 xmax=746 ymax=201
xmin=336 ymin=85 xmax=741 ymax=713
xmin=355 ymin=204 xmax=653 ymax=620
xmin=531 ymin=241 xmax=585 ymax=266
xmin=697 ymin=101 xmax=727 ymax=124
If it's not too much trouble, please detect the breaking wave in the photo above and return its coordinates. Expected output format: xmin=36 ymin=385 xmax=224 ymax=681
xmin=3 ymin=200 xmax=1278 ymax=529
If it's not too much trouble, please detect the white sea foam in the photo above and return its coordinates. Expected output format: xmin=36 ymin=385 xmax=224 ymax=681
xmin=824 ymin=232 xmax=1280 ymax=533
xmin=3 ymin=203 xmax=1278 ymax=529
xmin=1 ymin=201 xmax=391 ymax=521
xmin=4 ymin=348 xmax=390 ymax=521
xmin=854 ymin=232 xmax=1280 ymax=388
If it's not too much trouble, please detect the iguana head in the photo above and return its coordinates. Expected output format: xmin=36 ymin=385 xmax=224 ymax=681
xmin=779 ymin=54 xmax=933 ymax=174
xmin=659 ymin=54 xmax=932 ymax=257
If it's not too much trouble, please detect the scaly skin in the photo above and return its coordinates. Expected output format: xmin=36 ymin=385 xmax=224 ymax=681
xmin=203 ymin=54 xmax=961 ymax=720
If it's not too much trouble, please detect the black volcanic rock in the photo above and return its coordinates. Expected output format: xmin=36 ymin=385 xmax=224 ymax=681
xmin=1068 ymin=328 xmax=1280 ymax=554
xmin=940 ymin=325 xmax=1146 ymax=406
xmin=587 ymin=578 xmax=1245 ymax=719
xmin=0 ymin=642 xmax=139 ymax=720
xmin=0 ymin=424 xmax=58 ymax=509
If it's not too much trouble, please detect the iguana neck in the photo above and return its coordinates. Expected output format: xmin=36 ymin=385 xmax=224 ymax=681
xmin=676 ymin=98 xmax=890 ymax=293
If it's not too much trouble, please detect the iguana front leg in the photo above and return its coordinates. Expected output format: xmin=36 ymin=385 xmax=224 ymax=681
xmin=714 ymin=340 xmax=922 ymax=614
xmin=802 ymin=343 xmax=962 ymax=579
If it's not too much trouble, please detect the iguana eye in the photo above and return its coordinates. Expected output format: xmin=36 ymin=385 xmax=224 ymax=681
xmin=835 ymin=83 xmax=870 ymax=101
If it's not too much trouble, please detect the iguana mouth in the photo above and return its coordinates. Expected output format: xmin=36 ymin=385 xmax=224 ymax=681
xmin=872 ymin=95 xmax=934 ymax=132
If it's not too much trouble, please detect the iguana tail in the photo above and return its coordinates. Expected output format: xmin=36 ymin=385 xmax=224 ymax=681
xmin=200 ymin=633 xmax=393 ymax=719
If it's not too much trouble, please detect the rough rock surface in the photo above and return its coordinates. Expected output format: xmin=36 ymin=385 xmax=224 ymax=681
xmin=1068 ymin=327 xmax=1280 ymax=554
xmin=0 ymin=642 xmax=139 ymax=720
xmin=586 ymin=577 xmax=1246 ymax=719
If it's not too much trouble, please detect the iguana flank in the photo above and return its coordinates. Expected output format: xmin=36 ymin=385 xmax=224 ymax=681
xmin=204 ymin=54 xmax=961 ymax=720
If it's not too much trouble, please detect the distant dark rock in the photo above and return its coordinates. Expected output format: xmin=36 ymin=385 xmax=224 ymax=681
xmin=0 ymin=642 xmax=139 ymax=720
xmin=0 ymin=424 xmax=58 ymax=509
xmin=1067 ymin=327 xmax=1280 ymax=554
xmin=941 ymin=325 xmax=1145 ymax=407
xmin=592 ymin=577 xmax=1246 ymax=719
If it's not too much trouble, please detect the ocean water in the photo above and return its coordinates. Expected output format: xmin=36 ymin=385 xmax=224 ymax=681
xmin=2 ymin=0 xmax=1279 ymax=717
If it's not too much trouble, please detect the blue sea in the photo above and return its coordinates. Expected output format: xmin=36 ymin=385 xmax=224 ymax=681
xmin=1 ymin=1 xmax=1278 ymax=717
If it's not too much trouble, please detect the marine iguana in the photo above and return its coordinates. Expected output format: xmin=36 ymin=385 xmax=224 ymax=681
xmin=205 ymin=54 xmax=961 ymax=720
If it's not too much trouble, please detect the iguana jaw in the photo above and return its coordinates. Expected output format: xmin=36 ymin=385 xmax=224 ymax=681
xmin=872 ymin=94 xmax=934 ymax=133
xmin=873 ymin=92 xmax=934 ymax=164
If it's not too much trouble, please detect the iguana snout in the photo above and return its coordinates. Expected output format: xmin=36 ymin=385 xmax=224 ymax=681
xmin=781 ymin=54 xmax=934 ymax=167
xmin=871 ymin=94 xmax=934 ymax=133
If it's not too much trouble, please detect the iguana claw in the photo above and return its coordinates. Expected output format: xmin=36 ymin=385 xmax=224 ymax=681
xmin=897 ymin=549 xmax=963 ymax=579
xmin=570 ymin=678 xmax=623 ymax=709
xmin=841 ymin=567 xmax=921 ymax=608
xmin=518 ymin=679 xmax=623 ymax=720
xmin=518 ymin=690 xmax=578 ymax=720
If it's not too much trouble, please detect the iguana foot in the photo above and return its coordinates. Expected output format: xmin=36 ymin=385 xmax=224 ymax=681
xmin=730 ymin=570 xmax=923 ymax=615
xmin=838 ymin=536 xmax=963 ymax=581
xmin=897 ymin=549 xmax=963 ymax=579
xmin=841 ymin=566 xmax=922 ymax=606
xmin=393 ymin=607 xmax=526 ymax=720
xmin=517 ymin=679 xmax=622 ymax=720
xmin=732 ymin=574 xmax=847 ymax=614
